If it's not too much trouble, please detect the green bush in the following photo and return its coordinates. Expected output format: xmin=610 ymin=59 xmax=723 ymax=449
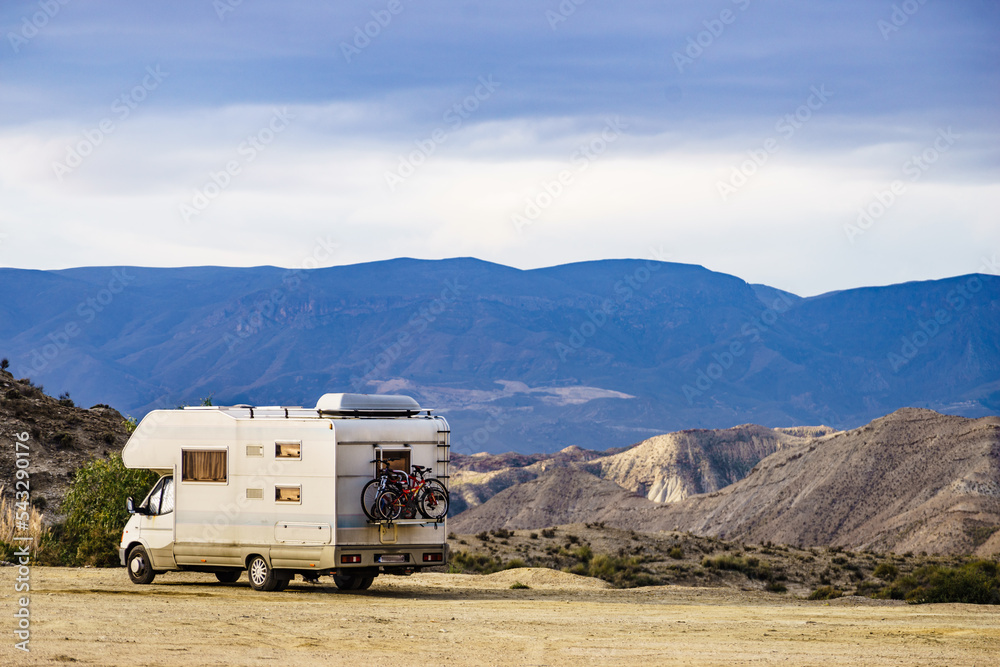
xmin=873 ymin=562 xmax=899 ymax=581
xmin=510 ymin=582 xmax=530 ymax=589
xmin=701 ymin=553 xmax=772 ymax=580
xmin=878 ymin=561 xmax=1000 ymax=604
xmin=448 ymin=550 xmax=505 ymax=574
xmin=55 ymin=454 xmax=157 ymax=566
xmin=809 ymin=586 xmax=843 ymax=601
xmin=667 ymin=546 xmax=684 ymax=560
xmin=765 ymin=581 xmax=788 ymax=593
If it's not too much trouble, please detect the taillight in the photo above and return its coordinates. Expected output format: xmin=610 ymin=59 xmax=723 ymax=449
xmin=422 ymin=553 xmax=443 ymax=562
xmin=341 ymin=554 xmax=362 ymax=564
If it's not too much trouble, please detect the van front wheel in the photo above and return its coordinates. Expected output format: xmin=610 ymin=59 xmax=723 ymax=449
xmin=127 ymin=546 xmax=156 ymax=585
xmin=248 ymin=555 xmax=280 ymax=592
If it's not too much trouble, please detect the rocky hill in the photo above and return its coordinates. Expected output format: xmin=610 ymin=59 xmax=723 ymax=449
xmin=449 ymin=467 xmax=656 ymax=533
xmin=451 ymin=409 xmax=1000 ymax=556
xmin=587 ymin=424 xmax=835 ymax=503
xmin=649 ymin=409 xmax=1000 ymax=556
xmin=0 ymin=368 xmax=130 ymax=516
xmin=449 ymin=424 xmax=832 ymax=514
xmin=449 ymin=445 xmax=615 ymax=515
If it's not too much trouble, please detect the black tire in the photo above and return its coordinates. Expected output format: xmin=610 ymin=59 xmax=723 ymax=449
xmin=375 ymin=489 xmax=402 ymax=521
xmin=274 ymin=576 xmax=291 ymax=592
xmin=334 ymin=572 xmax=374 ymax=591
xmin=215 ymin=570 xmax=241 ymax=583
xmin=127 ymin=546 xmax=156 ymax=585
xmin=247 ymin=555 xmax=280 ymax=592
xmin=419 ymin=486 xmax=449 ymax=520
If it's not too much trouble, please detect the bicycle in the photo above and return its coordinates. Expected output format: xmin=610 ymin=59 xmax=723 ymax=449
xmin=373 ymin=464 xmax=449 ymax=522
xmin=360 ymin=460 xmax=408 ymax=521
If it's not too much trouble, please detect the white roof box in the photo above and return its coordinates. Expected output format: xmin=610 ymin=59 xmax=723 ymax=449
xmin=315 ymin=392 xmax=421 ymax=416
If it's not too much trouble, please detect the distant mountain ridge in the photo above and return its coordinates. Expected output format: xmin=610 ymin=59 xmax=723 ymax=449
xmin=1 ymin=258 xmax=997 ymax=453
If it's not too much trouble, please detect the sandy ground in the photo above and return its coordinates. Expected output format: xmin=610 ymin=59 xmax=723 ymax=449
xmin=3 ymin=567 xmax=999 ymax=666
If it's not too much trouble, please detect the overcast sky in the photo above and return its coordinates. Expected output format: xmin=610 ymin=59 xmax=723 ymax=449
xmin=1 ymin=0 xmax=997 ymax=296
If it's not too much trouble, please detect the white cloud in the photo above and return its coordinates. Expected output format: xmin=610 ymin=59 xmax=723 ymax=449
xmin=0 ymin=102 xmax=997 ymax=296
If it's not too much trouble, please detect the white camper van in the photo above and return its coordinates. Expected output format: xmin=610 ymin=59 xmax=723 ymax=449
xmin=118 ymin=393 xmax=450 ymax=591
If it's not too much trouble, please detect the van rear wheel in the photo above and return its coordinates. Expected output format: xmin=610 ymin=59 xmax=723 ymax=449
xmin=215 ymin=570 xmax=241 ymax=583
xmin=127 ymin=546 xmax=156 ymax=585
xmin=248 ymin=555 xmax=281 ymax=592
xmin=334 ymin=571 xmax=375 ymax=591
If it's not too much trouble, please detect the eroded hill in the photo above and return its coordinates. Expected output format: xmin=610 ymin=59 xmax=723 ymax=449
xmin=0 ymin=368 xmax=130 ymax=516
xmin=451 ymin=409 xmax=1000 ymax=556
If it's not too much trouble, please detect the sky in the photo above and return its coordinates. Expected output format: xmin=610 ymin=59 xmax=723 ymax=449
xmin=0 ymin=0 xmax=997 ymax=297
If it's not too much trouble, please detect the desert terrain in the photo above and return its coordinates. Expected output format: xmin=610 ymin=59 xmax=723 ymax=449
xmin=3 ymin=567 xmax=999 ymax=666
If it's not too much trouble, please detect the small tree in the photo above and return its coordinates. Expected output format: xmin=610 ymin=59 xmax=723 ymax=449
xmin=59 ymin=454 xmax=157 ymax=566
xmin=0 ymin=358 xmax=9 ymax=372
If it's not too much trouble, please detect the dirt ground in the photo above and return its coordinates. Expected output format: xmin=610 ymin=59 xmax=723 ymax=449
xmin=3 ymin=567 xmax=999 ymax=666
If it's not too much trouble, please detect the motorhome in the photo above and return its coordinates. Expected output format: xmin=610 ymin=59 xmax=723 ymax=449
xmin=118 ymin=393 xmax=450 ymax=591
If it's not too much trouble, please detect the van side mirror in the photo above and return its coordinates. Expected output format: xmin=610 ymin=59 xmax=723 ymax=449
xmin=127 ymin=497 xmax=136 ymax=514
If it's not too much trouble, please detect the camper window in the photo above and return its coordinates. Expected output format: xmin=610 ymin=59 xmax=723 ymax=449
xmin=143 ymin=476 xmax=174 ymax=515
xmin=181 ymin=449 xmax=228 ymax=483
xmin=275 ymin=441 xmax=301 ymax=459
xmin=379 ymin=449 xmax=411 ymax=475
xmin=275 ymin=485 xmax=301 ymax=503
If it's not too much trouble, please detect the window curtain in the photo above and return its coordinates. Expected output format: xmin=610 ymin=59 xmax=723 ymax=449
xmin=182 ymin=450 xmax=227 ymax=482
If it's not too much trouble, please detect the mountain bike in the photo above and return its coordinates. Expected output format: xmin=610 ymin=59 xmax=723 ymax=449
xmin=374 ymin=464 xmax=449 ymax=522
xmin=360 ymin=460 xmax=408 ymax=521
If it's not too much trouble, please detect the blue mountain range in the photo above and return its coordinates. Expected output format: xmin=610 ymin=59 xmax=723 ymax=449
xmin=1 ymin=258 xmax=997 ymax=453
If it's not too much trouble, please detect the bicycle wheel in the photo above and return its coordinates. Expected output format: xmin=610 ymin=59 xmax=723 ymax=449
xmin=423 ymin=479 xmax=448 ymax=497
xmin=375 ymin=489 xmax=402 ymax=521
xmin=418 ymin=486 xmax=449 ymax=520
xmin=360 ymin=479 xmax=381 ymax=521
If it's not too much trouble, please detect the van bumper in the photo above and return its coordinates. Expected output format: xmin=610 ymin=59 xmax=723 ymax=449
xmin=333 ymin=543 xmax=448 ymax=569
xmin=118 ymin=547 xmax=127 ymax=567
